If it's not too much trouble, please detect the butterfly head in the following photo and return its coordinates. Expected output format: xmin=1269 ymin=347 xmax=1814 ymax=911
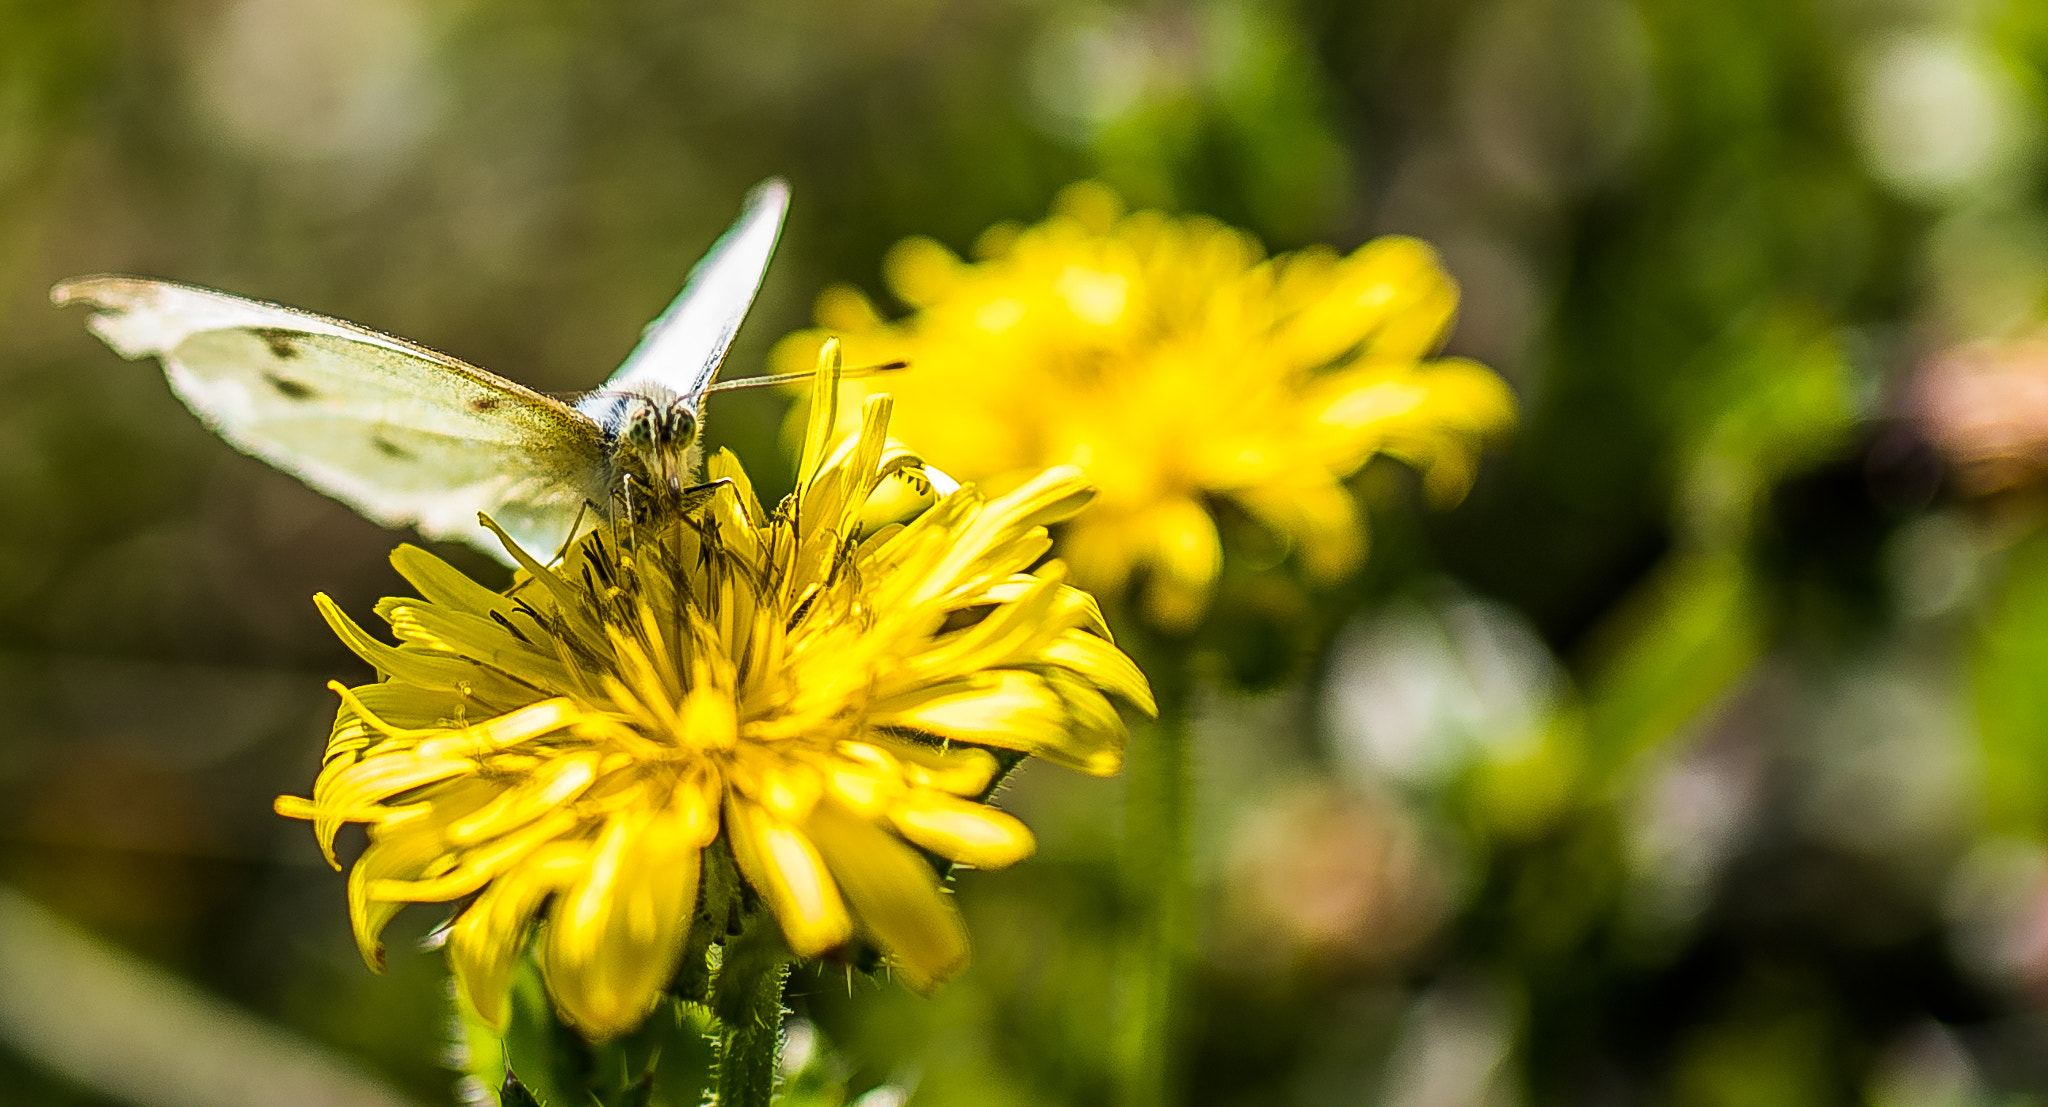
xmin=584 ymin=386 xmax=704 ymax=501
xmin=617 ymin=398 xmax=697 ymax=459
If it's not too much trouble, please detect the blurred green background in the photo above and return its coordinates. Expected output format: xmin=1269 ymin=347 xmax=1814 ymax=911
xmin=9 ymin=0 xmax=2048 ymax=1104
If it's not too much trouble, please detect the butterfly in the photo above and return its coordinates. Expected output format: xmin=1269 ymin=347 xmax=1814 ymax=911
xmin=54 ymin=178 xmax=817 ymax=564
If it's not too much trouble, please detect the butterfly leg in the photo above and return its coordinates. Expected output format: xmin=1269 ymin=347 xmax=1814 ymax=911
xmin=614 ymin=475 xmax=644 ymax=552
xmin=674 ymin=478 xmax=734 ymax=516
xmin=610 ymin=475 xmax=731 ymax=536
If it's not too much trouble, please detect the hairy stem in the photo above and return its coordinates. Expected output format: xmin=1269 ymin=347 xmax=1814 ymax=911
xmin=1114 ymin=660 xmax=1192 ymax=1107
xmin=713 ymin=921 xmax=788 ymax=1107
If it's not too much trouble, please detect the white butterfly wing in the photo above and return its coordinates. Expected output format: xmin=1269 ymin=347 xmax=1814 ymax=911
xmin=602 ymin=177 xmax=790 ymax=404
xmin=52 ymin=276 xmax=610 ymax=562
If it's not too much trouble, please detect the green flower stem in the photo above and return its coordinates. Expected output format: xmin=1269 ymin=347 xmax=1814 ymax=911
xmin=713 ymin=917 xmax=789 ymax=1107
xmin=1115 ymin=654 xmax=1192 ymax=1107
xmin=714 ymin=971 xmax=785 ymax=1107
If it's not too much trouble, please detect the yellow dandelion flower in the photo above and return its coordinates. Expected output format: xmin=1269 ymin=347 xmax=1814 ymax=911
xmin=276 ymin=342 xmax=1154 ymax=1040
xmin=774 ymin=182 xmax=1517 ymax=629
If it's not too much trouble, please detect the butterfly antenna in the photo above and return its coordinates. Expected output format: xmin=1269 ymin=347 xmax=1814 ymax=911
xmin=617 ymin=476 xmax=639 ymax=554
xmin=697 ymin=359 xmax=909 ymax=397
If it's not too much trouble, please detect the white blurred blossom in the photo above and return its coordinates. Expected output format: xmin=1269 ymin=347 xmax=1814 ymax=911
xmin=1323 ymin=589 xmax=1562 ymax=790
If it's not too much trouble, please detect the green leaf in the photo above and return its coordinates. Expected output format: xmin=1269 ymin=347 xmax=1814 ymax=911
xmin=1973 ymin=529 xmax=2048 ymax=836
xmin=503 ymin=960 xmax=590 ymax=1107
xmin=1580 ymin=553 xmax=1764 ymax=776
xmin=579 ymin=997 xmax=716 ymax=1107
xmin=501 ymin=1075 xmax=546 ymax=1107
xmin=648 ymin=1003 xmax=718 ymax=1107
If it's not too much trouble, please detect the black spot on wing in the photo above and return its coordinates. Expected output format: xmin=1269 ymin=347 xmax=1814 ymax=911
xmin=370 ymin=434 xmax=417 ymax=462
xmin=253 ymin=328 xmax=303 ymax=360
xmin=262 ymin=372 xmax=319 ymax=400
xmin=471 ymin=396 xmax=503 ymax=412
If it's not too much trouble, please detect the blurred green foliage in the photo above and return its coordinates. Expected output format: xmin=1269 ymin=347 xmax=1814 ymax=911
xmin=11 ymin=0 xmax=2048 ymax=1104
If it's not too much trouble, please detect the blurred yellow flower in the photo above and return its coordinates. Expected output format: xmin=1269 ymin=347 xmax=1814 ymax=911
xmin=276 ymin=343 xmax=1153 ymax=1040
xmin=775 ymin=183 xmax=1516 ymax=628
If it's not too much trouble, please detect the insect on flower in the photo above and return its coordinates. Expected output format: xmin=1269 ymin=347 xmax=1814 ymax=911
xmin=52 ymin=178 xmax=1158 ymax=1043
xmin=275 ymin=346 xmax=1155 ymax=1038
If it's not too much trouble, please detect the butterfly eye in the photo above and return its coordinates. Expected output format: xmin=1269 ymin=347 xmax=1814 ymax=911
xmin=620 ymin=407 xmax=661 ymax=449
xmin=670 ymin=408 xmax=698 ymax=448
